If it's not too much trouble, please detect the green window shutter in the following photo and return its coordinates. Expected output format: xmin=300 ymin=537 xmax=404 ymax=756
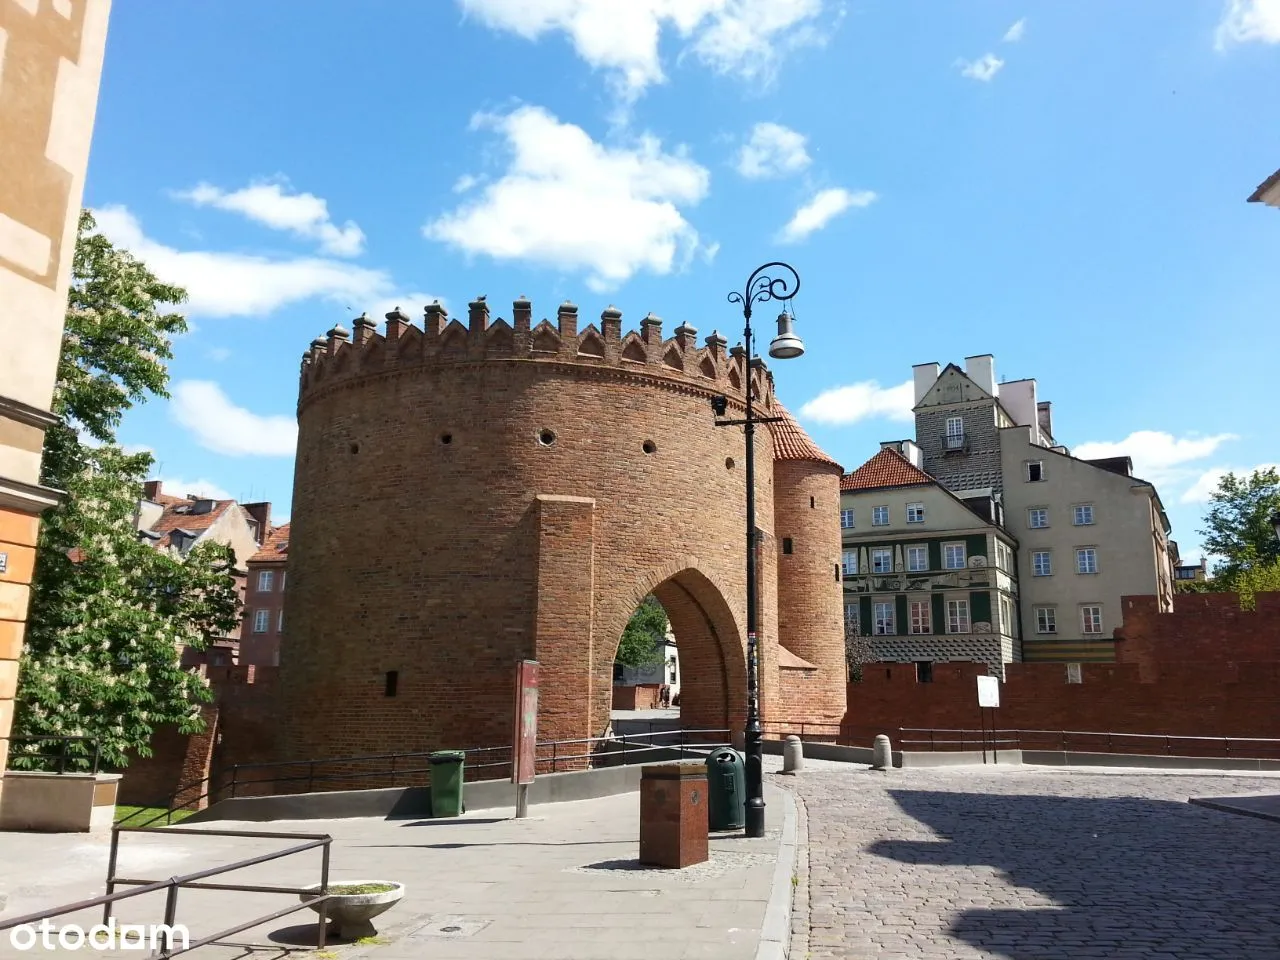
xmin=859 ymin=596 xmax=872 ymax=630
xmin=928 ymin=539 xmax=942 ymax=571
xmin=931 ymin=594 xmax=946 ymax=633
xmin=966 ymin=534 xmax=988 ymax=562
xmin=970 ymin=590 xmax=992 ymax=625
xmin=895 ymin=595 xmax=909 ymax=636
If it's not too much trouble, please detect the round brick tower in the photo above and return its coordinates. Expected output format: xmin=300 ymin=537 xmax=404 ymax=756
xmin=279 ymin=296 xmax=845 ymax=764
xmin=771 ymin=408 xmax=849 ymax=726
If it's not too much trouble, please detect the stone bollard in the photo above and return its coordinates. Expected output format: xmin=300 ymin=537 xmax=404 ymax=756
xmin=638 ymin=763 xmax=709 ymax=868
xmin=872 ymin=734 xmax=894 ymax=771
xmin=781 ymin=735 xmax=804 ymax=775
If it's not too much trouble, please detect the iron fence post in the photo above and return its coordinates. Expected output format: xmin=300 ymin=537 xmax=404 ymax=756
xmin=162 ymin=882 xmax=180 ymax=929
xmin=317 ymin=839 xmax=331 ymax=948
xmin=59 ymin=738 xmax=68 ymax=775
xmin=230 ymin=765 xmax=239 ymax=799
xmin=552 ymin=741 xmax=558 ymax=774
xmin=92 ymin=741 xmax=101 ymax=775
xmin=103 ymin=827 xmax=121 ymax=924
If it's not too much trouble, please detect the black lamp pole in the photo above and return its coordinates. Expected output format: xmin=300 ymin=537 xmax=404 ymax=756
xmin=716 ymin=262 xmax=804 ymax=840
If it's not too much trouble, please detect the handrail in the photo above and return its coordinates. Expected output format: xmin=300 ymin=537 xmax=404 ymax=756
xmin=0 ymin=826 xmax=333 ymax=958
xmin=894 ymin=725 xmax=1280 ymax=757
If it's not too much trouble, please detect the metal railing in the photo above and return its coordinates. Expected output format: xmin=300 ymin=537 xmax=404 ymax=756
xmin=0 ymin=826 xmax=333 ymax=958
xmin=5 ymin=735 xmax=102 ymax=774
xmin=897 ymin=726 xmax=1280 ymax=759
xmin=118 ymin=727 xmax=735 ymax=829
xmin=761 ymin=719 xmax=843 ymax=743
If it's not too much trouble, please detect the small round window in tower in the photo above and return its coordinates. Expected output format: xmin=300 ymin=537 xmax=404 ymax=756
xmin=643 ymin=440 xmax=657 ymax=455
xmin=538 ymin=429 xmax=557 ymax=447
xmin=725 ymin=457 xmax=736 ymax=470
xmin=349 ymin=442 xmax=360 ymax=455
xmin=440 ymin=432 xmax=453 ymax=446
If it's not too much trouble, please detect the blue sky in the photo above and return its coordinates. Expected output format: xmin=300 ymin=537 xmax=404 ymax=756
xmin=87 ymin=0 xmax=1280 ymax=561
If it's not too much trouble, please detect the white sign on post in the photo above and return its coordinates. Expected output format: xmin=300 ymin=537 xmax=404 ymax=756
xmin=976 ymin=675 xmax=1000 ymax=709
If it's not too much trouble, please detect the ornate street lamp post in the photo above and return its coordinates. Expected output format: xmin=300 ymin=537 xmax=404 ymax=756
xmin=712 ymin=261 xmax=805 ymax=839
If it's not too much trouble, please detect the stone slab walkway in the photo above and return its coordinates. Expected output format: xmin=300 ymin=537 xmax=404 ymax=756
xmin=775 ymin=761 xmax=1280 ymax=959
xmin=1 ymin=782 xmax=794 ymax=960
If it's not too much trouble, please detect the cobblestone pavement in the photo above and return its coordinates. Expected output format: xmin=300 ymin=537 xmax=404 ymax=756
xmin=769 ymin=763 xmax=1280 ymax=959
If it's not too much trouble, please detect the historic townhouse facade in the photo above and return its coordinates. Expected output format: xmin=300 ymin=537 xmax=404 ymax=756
xmin=906 ymin=355 xmax=1174 ymax=662
xmin=840 ymin=442 xmax=1021 ymax=676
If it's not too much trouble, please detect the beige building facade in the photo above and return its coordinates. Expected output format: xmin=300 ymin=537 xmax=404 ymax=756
xmin=0 ymin=0 xmax=113 ymax=795
xmin=840 ymin=442 xmax=1021 ymax=676
xmin=909 ymin=355 xmax=1174 ymax=662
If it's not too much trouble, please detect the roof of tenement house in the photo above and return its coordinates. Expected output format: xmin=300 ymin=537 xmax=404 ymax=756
xmin=145 ymin=496 xmax=240 ymax=549
xmin=249 ymin=523 xmax=290 ymax=564
xmin=769 ymin=406 xmax=842 ymax=470
xmin=840 ymin=448 xmax=936 ymax=492
xmin=1248 ymin=167 xmax=1280 ymax=203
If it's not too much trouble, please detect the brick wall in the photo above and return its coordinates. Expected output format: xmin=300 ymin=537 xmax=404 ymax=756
xmin=1115 ymin=592 xmax=1280 ymax=678
xmin=279 ymin=300 xmax=846 ymax=772
xmin=842 ymin=658 xmax=1280 ymax=755
xmin=612 ymin=684 xmax=662 ymax=710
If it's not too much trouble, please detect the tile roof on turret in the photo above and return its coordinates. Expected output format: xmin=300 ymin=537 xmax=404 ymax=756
xmin=769 ymin=406 xmax=842 ymax=470
xmin=840 ymin=448 xmax=936 ymax=492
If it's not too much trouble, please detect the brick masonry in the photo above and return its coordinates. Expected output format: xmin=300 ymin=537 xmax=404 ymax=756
xmin=277 ymin=300 xmax=848 ymax=770
xmin=1115 ymin=591 xmax=1280 ymax=678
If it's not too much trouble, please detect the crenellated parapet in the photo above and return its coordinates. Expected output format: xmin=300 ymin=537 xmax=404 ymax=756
xmin=297 ymin=296 xmax=776 ymax=413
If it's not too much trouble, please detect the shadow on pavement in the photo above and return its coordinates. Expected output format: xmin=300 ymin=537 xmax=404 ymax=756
xmin=870 ymin=789 xmax=1280 ymax=960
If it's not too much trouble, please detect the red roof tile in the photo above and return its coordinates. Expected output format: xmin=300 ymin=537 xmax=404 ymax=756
xmin=146 ymin=495 xmax=238 ymax=548
xmin=250 ymin=523 xmax=290 ymax=564
xmin=840 ymin=448 xmax=936 ymax=492
xmin=770 ymin=406 xmax=841 ymax=470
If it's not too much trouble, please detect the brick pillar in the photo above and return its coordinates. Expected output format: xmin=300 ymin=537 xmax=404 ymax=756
xmin=534 ymin=495 xmax=596 ymax=766
xmin=173 ymin=705 xmax=219 ymax=811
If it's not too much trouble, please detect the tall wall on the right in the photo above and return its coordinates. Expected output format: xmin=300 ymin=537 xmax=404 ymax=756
xmin=1116 ymin=592 xmax=1280 ymax=678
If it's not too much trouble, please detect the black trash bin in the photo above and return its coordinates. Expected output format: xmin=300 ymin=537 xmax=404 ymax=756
xmin=429 ymin=750 xmax=466 ymax=817
xmin=705 ymin=746 xmax=745 ymax=831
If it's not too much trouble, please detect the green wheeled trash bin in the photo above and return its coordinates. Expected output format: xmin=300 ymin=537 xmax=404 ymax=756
xmin=705 ymin=746 xmax=746 ymax=831
xmin=429 ymin=750 xmax=466 ymax=817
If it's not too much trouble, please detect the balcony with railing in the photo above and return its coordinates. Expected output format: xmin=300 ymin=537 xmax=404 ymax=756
xmin=941 ymin=431 xmax=969 ymax=454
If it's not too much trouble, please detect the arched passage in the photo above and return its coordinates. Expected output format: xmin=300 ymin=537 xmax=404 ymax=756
xmin=597 ymin=565 xmax=747 ymax=742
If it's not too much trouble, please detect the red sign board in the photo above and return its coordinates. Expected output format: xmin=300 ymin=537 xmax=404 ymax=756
xmin=512 ymin=660 xmax=539 ymax=785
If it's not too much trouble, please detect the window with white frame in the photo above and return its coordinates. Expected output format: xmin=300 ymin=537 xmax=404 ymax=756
xmin=872 ymin=505 xmax=890 ymax=526
xmin=943 ymin=543 xmax=966 ymax=569
xmin=844 ymin=604 xmax=860 ymax=634
xmin=909 ymin=599 xmax=931 ymax=634
xmin=945 ymin=416 xmax=965 ymax=450
xmin=1035 ymin=605 xmax=1057 ymax=634
xmin=1000 ymin=595 xmax=1016 ymax=635
xmin=1028 ymin=507 xmax=1048 ymax=529
xmin=906 ymin=545 xmax=928 ymax=572
xmin=946 ymin=599 xmax=970 ymax=633
xmin=1076 ymin=547 xmax=1098 ymax=574
xmin=1026 ymin=460 xmax=1045 ymax=482
xmin=1032 ymin=550 xmax=1052 ymax=576
xmin=1081 ymin=605 xmax=1103 ymax=634
xmin=840 ymin=508 xmax=855 ymax=529
xmin=871 ymin=548 xmax=893 ymax=574
xmin=257 ymin=570 xmax=274 ymax=592
xmin=1073 ymin=504 xmax=1095 ymax=526
xmin=253 ymin=609 xmax=269 ymax=633
xmin=906 ymin=502 xmax=925 ymax=524
xmin=873 ymin=601 xmax=895 ymax=635
xmin=841 ymin=550 xmax=857 ymax=575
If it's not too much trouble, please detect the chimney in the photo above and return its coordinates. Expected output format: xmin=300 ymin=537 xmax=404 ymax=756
xmin=242 ymin=502 xmax=272 ymax=544
xmin=911 ymin=363 xmax=939 ymax=406
xmin=143 ymin=480 xmax=162 ymax=501
xmin=964 ymin=354 xmax=996 ymax=396
xmin=1037 ymin=401 xmax=1053 ymax=439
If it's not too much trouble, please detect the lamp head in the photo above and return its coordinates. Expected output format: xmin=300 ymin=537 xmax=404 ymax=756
xmin=768 ymin=310 xmax=805 ymax=360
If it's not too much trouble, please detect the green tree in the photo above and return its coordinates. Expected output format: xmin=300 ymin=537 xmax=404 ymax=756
xmin=1199 ymin=467 xmax=1280 ymax=582
xmin=616 ymin=595 xmax=668 ymax=667
xmin=10 ymin=211 xmax=241 ymax=771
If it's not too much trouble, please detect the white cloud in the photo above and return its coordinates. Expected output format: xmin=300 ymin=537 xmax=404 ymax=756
xmin=173 ymin=179 xmax=365 ymax=257
xmin=157 ymin=477 xmax=234 ymax=501
xmin=777 ymin=187 xmax=876 ymax=244
xmin=957 ymin=53 xmax=1005 ymax=81
xmin=736 ymin=122 xmax=811 ymax=179
xmin=90 ymin=205 xmax=396 ymax=318
xmin=457 ymin=0 xmax=825 ymax=100
xmin=1215 ymin=0 xmax=1280 ymax=49
xmin=170 ymin=381 xmax=297 ymax=457
xmin=206 ymin=347 xmax=232 ymax=362
xmin=1003 ymin=18 xmax=1026 ymax=42
xmin=1072 ymin=431 xmax=1238 ymax=485
xmin=799 ymin=379 xmax=914 ymax=426
xmin=424 ymin=105 xmax=711 ymax=292
xmin=1180 ymin=462 xmax=1280 ymax=504
xmin=453 ymin=173 xmax=482 ymax=194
